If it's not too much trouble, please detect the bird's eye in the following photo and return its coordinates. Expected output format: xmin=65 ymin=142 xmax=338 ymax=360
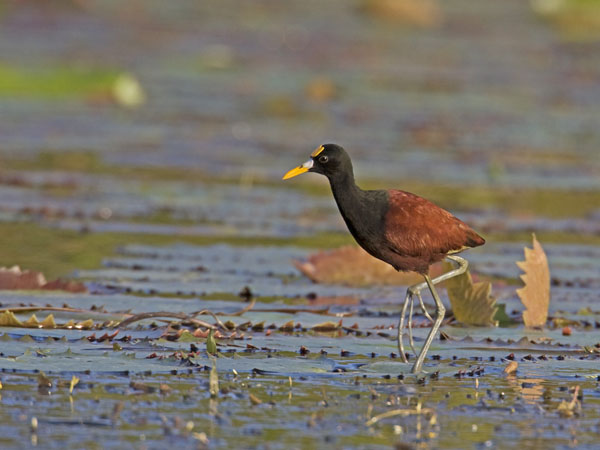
xmin=319 ymin=155 xmax=329 ymax=164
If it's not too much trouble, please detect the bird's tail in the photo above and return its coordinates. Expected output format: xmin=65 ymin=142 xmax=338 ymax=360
xmin=465 ymin=229 xmax=485 ymax=248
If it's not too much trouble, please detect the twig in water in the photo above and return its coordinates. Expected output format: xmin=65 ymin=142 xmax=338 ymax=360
xmin=365 ymin=405 xmax=435 ymax=427
xmin=115 ymin=312 xmax=218 ymax=330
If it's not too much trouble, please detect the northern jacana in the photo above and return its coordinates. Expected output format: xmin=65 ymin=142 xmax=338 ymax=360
xmin=283 ymin=144 xmax=485 ymax=373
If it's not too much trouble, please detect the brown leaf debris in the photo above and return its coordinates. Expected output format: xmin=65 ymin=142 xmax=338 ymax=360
xmin=503 ymin=361 xmax=518 ymax=375
xmin=295 ymin=246 xmax=443 ymax=287
xmin=0 ymin=266 xmax=86 ymax=293
xmin=516 ymin=234 xmax=550 ymax=328
xmin=443 ymin=262 xmax=497 ymax=326
xmin=0 ymin=266 xmax=46 ymax=290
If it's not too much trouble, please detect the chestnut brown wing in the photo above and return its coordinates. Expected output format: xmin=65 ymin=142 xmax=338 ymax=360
xmin=383 ymin=190 xmax=484 ymax=258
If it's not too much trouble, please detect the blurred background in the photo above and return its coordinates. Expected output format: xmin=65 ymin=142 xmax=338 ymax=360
xmin=0 ymin=0 xmax=599 ymax=278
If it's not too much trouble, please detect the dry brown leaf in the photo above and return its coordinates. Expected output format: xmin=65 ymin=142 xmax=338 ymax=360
xmin=42 ymin=279 xmax=87 ymax=293
xmin=295 ymin=246 xmax=443 ymax=287
xmin=516 ymin=234 xmax=550 ymax=328
xmin=0 ymin=266 xmax=46 ymax=290
xmin=443 ymin=262 xmax=497 ymax=326
xmin=504 ymin=361 xmax=518 ymax=375
xmin=0 ymin=266 xmax=86 ymax=293
xmin=249 ymin=393 xmax=263 ymax=406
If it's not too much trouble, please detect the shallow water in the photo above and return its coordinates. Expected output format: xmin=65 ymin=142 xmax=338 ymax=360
xmin=1 ymin=0 xmax=599 ymax=448
xmin=1 ymin=242 xmax=599 ymax=448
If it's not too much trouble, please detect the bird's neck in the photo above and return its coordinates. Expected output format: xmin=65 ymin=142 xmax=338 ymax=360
xmin=328 ymin=172 xmax=365 ymax=217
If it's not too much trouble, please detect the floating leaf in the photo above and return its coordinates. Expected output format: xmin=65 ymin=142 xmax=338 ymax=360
xmin=23 ymin=314 xmax=40 ymax=327
xmin=516 ymin=234 xmax=550 ymax=328
xmin=311 ymin=321 xmax=341 ymax=332
xmin=206 ymin=329 xmax=217 ymax=355
xmin=0 ymin=312 xmax=58 ymax=328
xmin=0 ymin=311 xmax=23 ymax=327
xmin=443 ymin=262 xmax=498 ymax=326
xmin=40 ymin=315 xmax=56 ymax=328
xmin=279 ymin=320 xmax=295 ymax=332
xmin=223 ymin=320 xmax=236 ymax=330
xmin=76 ymin=319 xmax=94 ymax=330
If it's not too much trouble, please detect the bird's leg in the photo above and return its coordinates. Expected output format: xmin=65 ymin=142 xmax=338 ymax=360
xmin=410 ymin=274 xmax=445 ymax=374
xmin=398 ymin=255 xmax=469 ymax=369
xmin=415 ymin=291 xmax=433 ymax=323
xmin=410 ymin=255 xmax=469 ymax=374
xmin=397 ymin=290 xmax=412 ymax=363
xmin=414 ymin=255 xmax=469 ymax=289
xmin=398 ymin=278 xmax=443 ymax=363
xmin=398 ymin=282 xmax=434 ymax=363
xmin=407 ymin=293 xmax=417 ymax=356
xmin=409 ymin=255 xmax=468 ymax=323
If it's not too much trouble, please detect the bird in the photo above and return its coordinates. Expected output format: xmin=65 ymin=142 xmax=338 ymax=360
xmin=283 ymin=143 xmax=485 ymax=373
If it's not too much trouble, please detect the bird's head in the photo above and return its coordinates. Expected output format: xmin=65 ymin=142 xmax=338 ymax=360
xmin=282 ymin=143 xmax=352 ymax=180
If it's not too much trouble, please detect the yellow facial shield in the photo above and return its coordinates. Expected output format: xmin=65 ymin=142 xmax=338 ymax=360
xmin=282 ymin=159 xmax=314 ymax=180
xmin=311 ymin=145 xmax=324 ymax=157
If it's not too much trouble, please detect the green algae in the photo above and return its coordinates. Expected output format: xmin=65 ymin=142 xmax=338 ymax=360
xmin=0 ymin=64 xmax=118 ymax=99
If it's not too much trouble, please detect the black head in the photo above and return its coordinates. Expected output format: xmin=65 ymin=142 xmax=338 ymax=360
xmin=282 ymin=143 xmax=353 ymax=181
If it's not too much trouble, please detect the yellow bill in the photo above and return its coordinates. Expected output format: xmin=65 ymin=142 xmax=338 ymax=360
xmin=282 ymin=159 xmax=313 ymax=180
